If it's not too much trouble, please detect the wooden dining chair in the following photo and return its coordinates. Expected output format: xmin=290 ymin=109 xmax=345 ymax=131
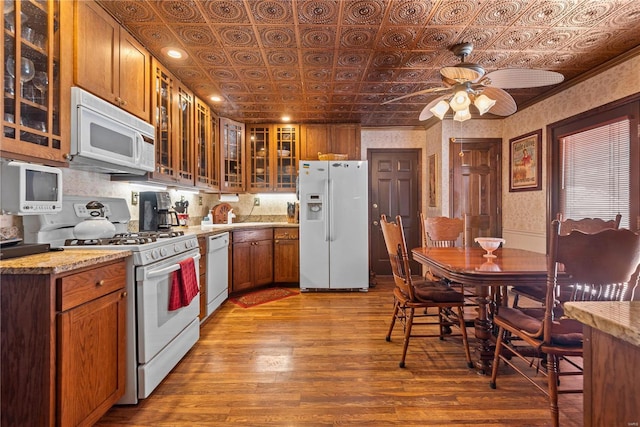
xmin=380 ymin=214 xmax=472 ymax=369
xmin=420 ymin=213 xmax=464 ymax=248
xmin=511 ymin=213 xmax=622 ymax=308
xmin=489 ymin=220 xmax=640 ymax=427
xmin=420 ymin=214 xmax=477 ymax=322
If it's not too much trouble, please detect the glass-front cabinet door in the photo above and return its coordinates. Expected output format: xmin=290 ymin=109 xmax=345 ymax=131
xmin=220 ymin=117 xmax=244 ymax=192
xmin=274 ymin=125 xmax=298 ymax=192
xmin=151 ymin=58 xmax=176 ymax=182
xmin=2 ymin=0 xmax=70 ymax=164
xmin=175 ymin=84 xmax=194 ymax=186
xmin=195 ymin=97 xmax=218 ymax=191
xmin=248 ymin=125 xmax=270 ymax=191
xmin=247 ymin=124 xmax=298 ymax=193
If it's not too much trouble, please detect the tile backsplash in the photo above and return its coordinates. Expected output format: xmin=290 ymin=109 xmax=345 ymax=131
xmin=1 ymin=168 xmax=298 ymax=240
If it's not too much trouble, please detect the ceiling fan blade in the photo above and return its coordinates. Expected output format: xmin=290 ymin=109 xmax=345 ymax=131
xmin=485 ymin=69 xmax=564 ymax=89
xmin=381 ymin=86 xmax=449 ymax=105
xmin=418 ymin=96 xmax=447 ymax=121
xmin=440 ymin=65 xmax=483 ymax=82
xmin=481 ymin=86 xmax=517 ymax=116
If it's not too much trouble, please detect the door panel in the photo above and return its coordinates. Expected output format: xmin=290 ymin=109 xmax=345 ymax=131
xmin=449 ymin=138 xmax=502 ymax=245
xmin=369 ymin=150 xmax=421 ymax=275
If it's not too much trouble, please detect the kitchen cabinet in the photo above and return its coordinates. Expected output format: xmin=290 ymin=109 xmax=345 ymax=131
xmin=197 ymin=235 xmax=207 ymax=320
xmin=174 ymin=83 xmax=195 ymax=186
xmin=274 ymin=227 xmax=299 ymax=283
xmin=300 ymin=123 xmax=361 ymax=160
xmin=232 ymin=228 xmax=273 ymax=293
xmin=1 ymin=0 xmax=72 ymax=165
xmin=74 ymin=0 xmax=151 ymax=121
xmin=1 ymin=257 xmax=127 ymax=427
xmin=247 ymin=124 xmax=299 ymax=193
xmin=135 ymin=58 xmax=195 ymax=186
xmin=195 ymin=97 xmax=219 ymax=191
xmin=220 ymin=117 xmax=245 ymax=192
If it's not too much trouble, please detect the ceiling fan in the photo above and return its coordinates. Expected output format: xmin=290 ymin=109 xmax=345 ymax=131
xmin=381 ymin=42 xmax=565 ymax=121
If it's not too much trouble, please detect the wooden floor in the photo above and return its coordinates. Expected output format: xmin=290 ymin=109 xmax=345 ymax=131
xmin=97 ymin=279 xmax=582 ymax=426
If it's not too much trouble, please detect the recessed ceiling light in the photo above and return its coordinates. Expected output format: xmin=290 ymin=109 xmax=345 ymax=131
xmin=210 ymin=95 xmax=222 ymax=102
xmin=161 ymin=47 xmax=187 ymax=60
xmin=282 ymin=116 xmax=291 ymax=122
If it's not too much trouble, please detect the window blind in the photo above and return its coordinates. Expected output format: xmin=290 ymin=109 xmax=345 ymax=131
xmin=559 ymin=118 xmax=630 ymax=228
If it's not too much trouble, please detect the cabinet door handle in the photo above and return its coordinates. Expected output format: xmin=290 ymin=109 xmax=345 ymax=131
xmin=97 ymin=279 xmax=105 ymax=287
xmin=275 ymin=240 xmax=279 ymax=244
xmin=115 ymin=96 xmax=122 ymax=104
xmin=121 ymin=291 xmax=128 ymax=299
xmin=121 ymin=100 xmax=128 ymax=106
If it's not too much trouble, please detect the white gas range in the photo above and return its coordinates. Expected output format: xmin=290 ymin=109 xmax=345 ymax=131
xmin=23 ymin=196 xmax=200 ymax=405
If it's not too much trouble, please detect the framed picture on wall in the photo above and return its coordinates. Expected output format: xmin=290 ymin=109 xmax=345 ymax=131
xmin=428 ymin=154 xmax=437 ymax=207
xmin=509 ymin=129 xmax=542 ymax=192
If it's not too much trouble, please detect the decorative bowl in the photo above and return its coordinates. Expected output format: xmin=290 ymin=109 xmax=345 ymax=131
xmin=474 ymin=237 xmax=505 ymax=258
xmin=277 ymin=149 xmax=290 ymax=157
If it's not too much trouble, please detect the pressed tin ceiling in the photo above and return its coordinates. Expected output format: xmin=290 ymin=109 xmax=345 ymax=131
xmin=96 ymin=0 xmax=640 ymax=127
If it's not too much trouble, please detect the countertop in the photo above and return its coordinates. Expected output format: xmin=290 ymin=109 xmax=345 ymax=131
xmin=564 ymin=301 xmax=640 ymax=347
xmin=0 ymin=249 xmax=132 ymax=275
xmin=185 ymin=221 xmax=298 ymax=237
xmin=0 ymin=222 xmax=297 ymax=275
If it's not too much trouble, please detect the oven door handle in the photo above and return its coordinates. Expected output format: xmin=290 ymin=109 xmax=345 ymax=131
xmin=145 ymin=254 xmax=200 ymax=279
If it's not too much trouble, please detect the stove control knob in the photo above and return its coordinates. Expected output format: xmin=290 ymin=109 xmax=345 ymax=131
xmin=152 ymin=249 xmax=160 ymax=260
xmin=174 ymin=244 xmax=180 ymax=253
xmin=160 ymin=247 xmax=168 ymax=257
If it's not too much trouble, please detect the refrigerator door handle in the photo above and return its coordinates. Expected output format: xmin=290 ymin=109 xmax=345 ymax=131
xmin=328 ymin=178 xmax=334 ymax=241
xmin=324 ymin=179 xmax=330 ymax=242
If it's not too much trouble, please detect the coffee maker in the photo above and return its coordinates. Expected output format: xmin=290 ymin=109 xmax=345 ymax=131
xmin=139 ymin=192 xmax=179 ymax=231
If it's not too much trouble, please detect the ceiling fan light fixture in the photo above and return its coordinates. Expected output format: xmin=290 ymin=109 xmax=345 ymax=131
xmin=474 ymin=94 xmax=496 ymax=115
xmin=449 ymin=90 xmax=471 ymax=112
xmin=453 ymin=108 xmax=472 ymax=122
xmin=430 ymin=100 xmax=450 ymax=120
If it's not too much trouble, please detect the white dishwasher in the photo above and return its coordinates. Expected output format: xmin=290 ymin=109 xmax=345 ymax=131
xmin=205 ymin=232 xmax=230 ymax=319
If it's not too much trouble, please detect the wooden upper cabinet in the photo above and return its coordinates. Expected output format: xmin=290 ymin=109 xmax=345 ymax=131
xmin=195 ymin=98 xmax=219 ymax=191
xmin=1 ymin=0 xmax=72 ymax=165
xmin=300 ymin=124 xmax=361 ymax=160
xmin=175 ymin=84 xmax=195 ymax=186
xmin=74 ymin=0 xmax=151 ymax=121
xmin=247 ymin=124 xmax=299 ymax=193
xmin=220 ymin=117 xmax=245 ymax=193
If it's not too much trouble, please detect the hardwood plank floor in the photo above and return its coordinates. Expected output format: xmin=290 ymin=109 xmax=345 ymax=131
xmin=97 ymin=279 xmax=582 ymax=426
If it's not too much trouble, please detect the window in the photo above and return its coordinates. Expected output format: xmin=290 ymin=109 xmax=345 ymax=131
xmin=559 ymin=119 xmax=630 ymax=228
xmin=550 ymin=99 xmax=639 ymax=232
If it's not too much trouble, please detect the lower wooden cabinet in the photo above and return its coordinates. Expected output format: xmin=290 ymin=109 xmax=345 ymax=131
xmin=274 ymin=228 xmax=299 ymax=283
xmin=1 ymin=258 xmax=127 ymax=427
xmin=232 ymin=228 xmax=273 ymax=293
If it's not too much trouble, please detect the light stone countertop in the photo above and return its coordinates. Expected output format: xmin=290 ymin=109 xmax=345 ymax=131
xmin=184 ymin=221 xmax=298 ymax=237
xmin=0 ymin=249 xmax=132 ymax=275
xmin=564 ymin=301 xmax=640 ymax=347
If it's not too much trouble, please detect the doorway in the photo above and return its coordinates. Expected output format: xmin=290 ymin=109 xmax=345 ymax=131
xmin=449 ymin=138 xmax=502 ymax=243
xmin=368 ymin=149 xmax=421 ymax=276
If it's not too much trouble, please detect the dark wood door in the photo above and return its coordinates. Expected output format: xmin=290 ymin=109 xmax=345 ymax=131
xmin=369 ymin=149 xmax=421 ymax=275
xmin=449 ymin=138 xmax=502 ymax=245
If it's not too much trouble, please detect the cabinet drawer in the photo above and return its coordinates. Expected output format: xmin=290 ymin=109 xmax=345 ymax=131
xmin=274 ymin=228 xmax=299 ymax=240
xmin=233 ymin=228 xmax=273 ymax=243
xmin=58 ymin=261 xmax=126 ymax=311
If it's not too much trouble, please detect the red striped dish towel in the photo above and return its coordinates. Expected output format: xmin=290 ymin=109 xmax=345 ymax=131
xmin=168 ymin=258 xmax=199 ymax=311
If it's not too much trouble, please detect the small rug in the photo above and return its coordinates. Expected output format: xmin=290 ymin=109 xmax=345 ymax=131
xmin=230 ymin=287 xmax=299 ymax=308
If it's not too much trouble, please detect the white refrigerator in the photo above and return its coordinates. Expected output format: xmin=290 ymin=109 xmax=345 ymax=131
xmin=299 ymin=160 xmax=369 ymax=291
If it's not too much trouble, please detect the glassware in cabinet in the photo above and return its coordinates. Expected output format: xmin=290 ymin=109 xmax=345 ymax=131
xmin=2 ymin=0 xmax=70 ymax=164
xmin=248 ymin=125 xmax=270 ymax=190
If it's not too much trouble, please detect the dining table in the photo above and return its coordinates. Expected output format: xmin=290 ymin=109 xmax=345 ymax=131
xmin=411 ymin=246 xmax=549 ymax=373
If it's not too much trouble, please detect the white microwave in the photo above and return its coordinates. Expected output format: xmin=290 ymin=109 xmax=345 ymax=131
xmin=69 ymin=87 xmax=155 ymax=175
xmin=0 ymin=160 xmax=63 ymax=215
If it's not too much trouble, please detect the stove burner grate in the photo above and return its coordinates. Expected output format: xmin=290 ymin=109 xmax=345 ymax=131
xmin=64 ymin=230 xmax=186 ymax=247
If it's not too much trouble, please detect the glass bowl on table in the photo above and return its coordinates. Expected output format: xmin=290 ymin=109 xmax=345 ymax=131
xmin=474 ymin=237 xmax=505 ymax=258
